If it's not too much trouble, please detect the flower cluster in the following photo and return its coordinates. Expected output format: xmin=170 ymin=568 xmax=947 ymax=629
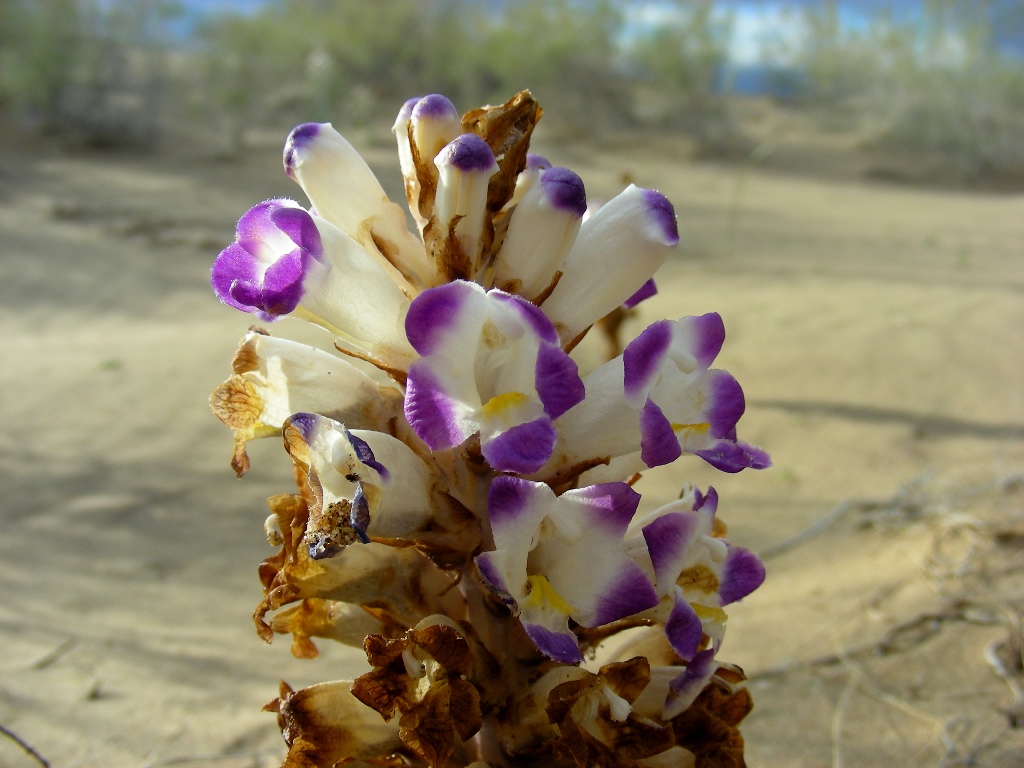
xmin=210 ymin=91 xmax=769 ymax=768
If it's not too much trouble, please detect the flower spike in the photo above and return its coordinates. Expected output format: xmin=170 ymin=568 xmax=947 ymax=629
xmin=208 ymin=90 xmax=767 ymax=768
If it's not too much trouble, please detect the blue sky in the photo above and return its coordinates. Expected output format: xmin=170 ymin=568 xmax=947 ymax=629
xmin=172 ymin=1 xmax=1023 ymax=61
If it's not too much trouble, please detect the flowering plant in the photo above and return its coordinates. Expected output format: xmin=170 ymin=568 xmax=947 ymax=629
xmin=210 ymin=91 xmax=769 ymax=768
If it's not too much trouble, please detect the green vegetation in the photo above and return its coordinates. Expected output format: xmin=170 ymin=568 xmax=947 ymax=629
xmin=1 ymin=0 xmax=1021 ymax=182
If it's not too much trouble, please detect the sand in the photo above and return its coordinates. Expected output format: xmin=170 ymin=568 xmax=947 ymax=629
xmin=1 ymin=124 xmax=1022 ymax=768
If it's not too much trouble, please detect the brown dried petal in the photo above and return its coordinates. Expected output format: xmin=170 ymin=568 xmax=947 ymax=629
xmin=354 ymin=624 xmax=483 ymax=767
xmin=351 ymin=664 xmax=412 ymax=722
xmin=554 ymin=710 xmax=676 ymax=768
xmin=670 ymin=678 xmax=753 ymax=768
xmin=461 ymin=90 xmax=542 ymax=217
xmin=601 ymin=657 xmax=653 ymax=704
xmin=397 ymin=684 xmax=460 ymax=768
xmin=408 ymin=623 xmax=474 ymax=679
xmin=546 ymin=660 xmax=675 ymax=768
xmin=268 ymin=680 xmax=402 ymax=768
xmin=270 ymin=599 xmax=389 ymax=658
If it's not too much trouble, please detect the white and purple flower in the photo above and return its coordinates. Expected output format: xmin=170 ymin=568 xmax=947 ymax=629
xmin=475 ymin=477 xmax=659 ymax=663
xmin=625 ymin=486 xmax=765 ymax=661
xmin=551 ymin=312 xmax=770 ymax=479
xmin=211 ymin=199 xmax=417 ymax=371
xmin=403 ymin=280 xmax=584 ymax=474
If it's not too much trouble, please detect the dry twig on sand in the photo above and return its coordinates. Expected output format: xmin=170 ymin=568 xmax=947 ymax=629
xmin=0 ymin=723 xmax=50 ymax=768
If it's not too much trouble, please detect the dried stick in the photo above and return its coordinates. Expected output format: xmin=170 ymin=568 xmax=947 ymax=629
xmin=0 ymin=723 xmax=50 ymax=768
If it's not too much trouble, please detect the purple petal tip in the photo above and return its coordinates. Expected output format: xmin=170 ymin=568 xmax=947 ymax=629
xmin=437 ymin=134 xmax=497 ymax=173
xmin=395 ymin=96 xmax=421 ymax=125
xmin=413 ymin=94 xmax=458 ymax=121
xmin=622 ymin=278 xmax=657 ymax=310
xmin=283 ymin=122 xmax=322 ymax=174
xmin=288 ymin=412 xmax=318 ymax=443
xmin=539 ymin=167 xmax=587 ymax=217
xmin=641 ymin=188 xmax=679 ymax=245
xmin=524 ymin=624 xmax=582 ymax=664
xmin=526 ymin=153 xmax=552 ymax=171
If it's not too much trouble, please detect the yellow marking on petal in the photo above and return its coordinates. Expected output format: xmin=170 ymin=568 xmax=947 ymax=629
xmin=671 ymin=422 xmax=710 ymax=434
xmin=524 ymin=574 xmax=573 ymax=616
xmin=481 ymin=391 xmax=529 ymax=419
xmin=677 ymin=564 xmax=719 ymax=594
xmin=693 ymin=604 xmax=728 ymax=624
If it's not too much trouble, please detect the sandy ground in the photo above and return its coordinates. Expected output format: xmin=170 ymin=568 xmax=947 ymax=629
xmin=1 ymin=124 xmax=1022 ymax=768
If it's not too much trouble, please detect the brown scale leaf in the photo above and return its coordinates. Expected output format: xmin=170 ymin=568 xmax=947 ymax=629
xmin=547 ymin=659 xmax=675 ymax=768
xmin=461 ymin=90 xmax=542 ymax=218
xmin=670 ymin=677 xmax=753 ymax=768
xmin=408 ymin=623 xmax=474 ymax=678
xmin=398 ymin=686 xmax=459 ymax=768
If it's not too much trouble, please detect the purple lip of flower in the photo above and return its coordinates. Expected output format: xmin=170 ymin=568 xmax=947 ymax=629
xmin=623 ymin=320 xmax=673 ymax=402
xmin=641 ymin=189 xmax=679 ymax=245
xmin=622 ymin=278 xmax=657 ymax=310
xmin=524 ymin=623 xmax=583 ymax=665
xmin=350 ymin=485 xmax=372 ymax=544
xmin=307 ymin=532 xmax=342 ymax=561
xmin=437 ymin=133 xmax=497 ymax=173
xmin=718 ymin=547 xmax=766 ymax=605
xmin=345 ymin=431 xmax=391 ymax=482
xmin=211 ymin=200 xmax=323 ymax=320
xmin=665 ymin=599 xmax=704 ymax=660
xmin=412 ymin=94 xmax=459 ymax=121
xmin=538 ymin=168 xmax=587 ymax=217
xmin=288 ymin=412 xmax=319 ymax=443
xmin=404 ymin=280 xmax=473 ymax=356
xmin=487 ymin=475 xmax=536 ymax=527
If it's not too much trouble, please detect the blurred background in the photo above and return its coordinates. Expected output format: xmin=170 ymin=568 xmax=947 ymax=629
xmin=2 ymin=0 xmax=1024 ymax=180
xmin=1 ymin=2 xmax=1022 ymax=767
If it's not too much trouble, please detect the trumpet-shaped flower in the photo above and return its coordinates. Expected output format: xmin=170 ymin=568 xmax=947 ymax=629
xmin=539 ymin=184 xmax=679 ymax=344
xmin=404 ymin=280 xmax=584 ymax=474
xmin=393 ymin=94 xmax=462 ymax=232
xmin=209 ymin=328 xmax=403 ymax=476
xmin=430 ymin=133 xmax=500 ymax=280
xmin=552 ymin=313 xmax=769 ymax=477
xmin=625 ymin=487 xmax=765 ymax=661
xmin=283 ymin=121 xmax=436 ymax=288
xmin=211 ymin=199 xmax=416 ymax=371
xmin=475 ymin=477 xmax=659 ymax=663
xmin=283 ymin=412 xmax=434 ymax=556
xmin=490 ymin=166 xmax=586 ymax=301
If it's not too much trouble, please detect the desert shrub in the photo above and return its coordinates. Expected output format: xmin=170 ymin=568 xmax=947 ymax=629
xmin=0 ymin=0 xmax=177 ymax=148
xmin=759 ymin=0 xmax=1024 ymax=182
xmin=623 ymin=0 xmax=752 ymax=156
